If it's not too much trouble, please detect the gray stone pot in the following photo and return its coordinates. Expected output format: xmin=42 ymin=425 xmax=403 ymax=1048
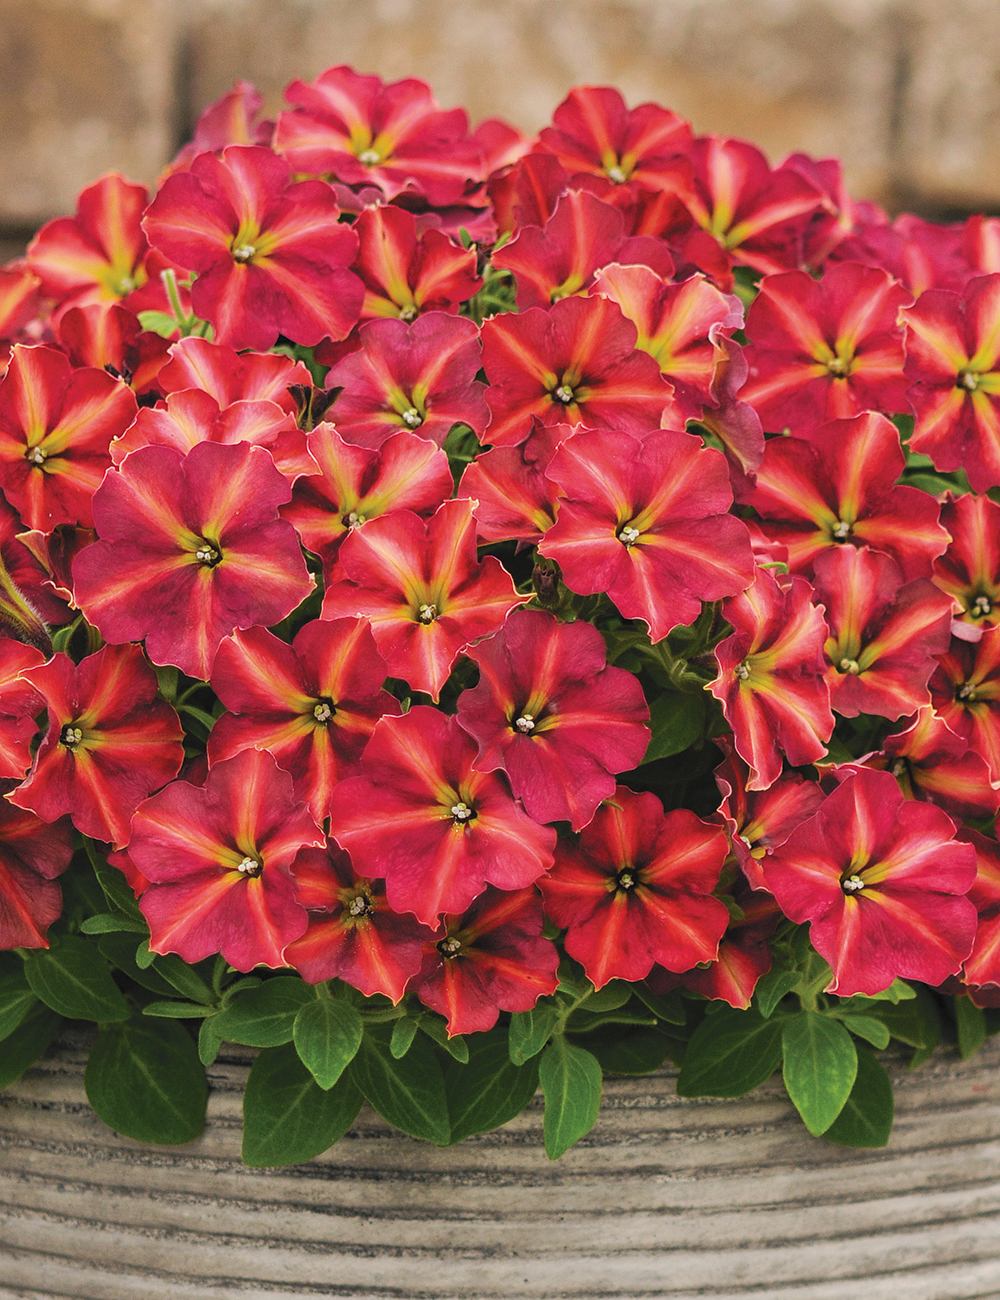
xmin=1 ymin=1032 xmax=1000 ymax=1300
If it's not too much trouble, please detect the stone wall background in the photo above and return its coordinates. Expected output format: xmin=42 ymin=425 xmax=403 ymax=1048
xmin=2 ymin=0 xmax=1000 ymax=253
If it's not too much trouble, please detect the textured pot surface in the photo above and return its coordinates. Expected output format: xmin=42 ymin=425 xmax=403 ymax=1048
xmin=1 ymin=1031 xmax=1000 ymax=1300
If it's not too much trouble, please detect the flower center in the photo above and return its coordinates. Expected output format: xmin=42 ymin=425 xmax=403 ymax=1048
xmin=232 ymin=244 xmax=256 ymax=263
xmin=618 ymin=526 xmax=641 ymax=547
xmin=358 ymin=149 xmax=380 ymax=166
xmin=25 ymin=446 xmax=46 ymax=466
xmin=438 ymin=936 xmax=463 ymax=957
xmin=236 ymin=854 xmax=262 ymax=877
xmin=553 ymin=384 xmax=575 ymax=404
xmin=451 ymin=801 xmax=475 ymax=823
xmin=606 ymin=165 xmax=626 ymax=184
xmin=826 ymin=357 xmax=850 ymax=377
xmin=398 ymin=305 xmax=418 ymax=322
xmin=973 ymin=594 xmax=992 ymax=617
xmin=195 ymin=542 xmax=221 ymax=566
xmin=616 ymin=867 xmax=637 ymax=891
xmin=60 ymin=724 xmax=83 ymax=749
xmin=313 ymin=699 xmax=334 ymax=723
xmin=418 ymin=603 xmax=438 ymax=624
xmin=839 ymin=657 xmax=861 ymax=675
xmin=734 ymin=662 xmax=751 ymax=681
xmin=343 ymin=510 xmax=366 ymax=528
xmin=959 ymin=370 xmax=980 ymax=391
xmin=831 ymin=520 xmax=851 ymax=541
xmin=958 ymin=680 xmax=978 ymax=700
xmin=401 ymin=407 xmax=423 ymax=428
xmin=514 ymin=713 xmax=536 ymax=733
xmin=113 ymin=274 xmax=137 ymax=296
xmin=891 ymin=758 xmax=907 ymax=778
xmin=842 ymin=874 xmax=866 ymax=893
xmin=348 ymin=894 xmax=371 ymax=917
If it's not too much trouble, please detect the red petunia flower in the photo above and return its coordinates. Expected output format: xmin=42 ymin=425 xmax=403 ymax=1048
xmin=414 ymin=886 xmax=560 ymax=1035
xmin=933 ymin=492 xmax=1000 ymax=639
xmin=10 ymin=643 xmax=185 ymax=847
xmin=167 ymin=81 xmax=273 ymax=174
xmin=901 ymin=274 xmax=1000 ymax=492
xmin=539 ymin=426 xmax=755 ymax=642
xmin=324 ymin=312 xmax=488 ymax=448
xmin=283 ymin=840 xmax=430 ymax=1001
xmin=763 ymin=769 xmax=977 ymax=996
xmin=72 ymin=440 xmax=314 ymax=680
xmin=539 ymin=786 xmax=729 ymax=989
xmin=275 ymin=65 xmax=484 ymax=206
xmin=740 ymin=263 xmax=911 ymax=431
xmin=0 ymin=344 xmax=137 ymax=531
xmin=812 ymin=544 xmax=953 ymax=719
xmin=931 ymin=628 xmax=1000 ymax=782
xmin=0 ymin=265 xmax=41 ymax=346
xmin=131 ymin=748 xmax=325 ymax=970
xmin=0 ymin=638 xmax=45 ymax=780
xmin=456 ymin=609 xmax=649 ymax=830
xmin=143 ymin=144 xmax=362 ymax=350
xmin=742 ymin=412 xmax=950 ymax=581
xmin=481 ymin=294 xmax=677 ymax=447
xmin=209 ymin=618 xmax=399 ymax=826
xmin=54 ymin=303 xmax=170 ymax=398
xmin=710 ymin=566 xmax=834 ymax=791
xmin=0 ymin=790 xmax=73 ymax=950
xmin=329 ymin=707 xmax=556 ymax=926
xmin=957 ymin=829 xmax=1000 ymax=996
xmin=351 ymin=204 xmax=480 ymax=320
xmin=456 ymin=420 xmax=564 ymax=545
xmin=322 ymin=498 xmax=528 ymax=701
xmin=156 ymin=336 xmax=310 ymax=413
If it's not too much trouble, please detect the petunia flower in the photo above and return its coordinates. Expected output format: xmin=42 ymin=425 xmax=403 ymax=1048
xmin=0 ymin=637 xmax=45 ymax=780
xmin=351 ymin=204 xmax=480 ymax=320
xmin=763 ymin=769 xmax=977 ymax=996
xmin=956 ymin=829 xmax=1000 ymax=997
xmin=539 ymin=426 xmax=755 ymax=642
xmin=283 ymin=840 xmax=430 ymax=1000
xmin=930 ymin=627 xmax=1000 ymax=782
xmin=0 ymin=788 xmax=73 ymax=950
xmin=322 ymin=498 xmax=528 ymax=701
xmin=456 ymin=608 xmax=650 ymax=830
xmin=131 ymin=748 xmax=324 ymax=970
xmin=143 ymin=144 xmax=363 ymax=350
xmin=455 ymin=420 xmax=564 ymax=545
xmin=414 ymin=886 xmax=560 ymax=1036
xmin=932 ymin=491 xmax=1000 ymax=639
xmin=72 ymin=440 xmax=314 ymax=680
xmin=539 ymin=786 xmax=729 ymax=988
xmin=156 ymin=336 xmax=310 ymax=413
xmin=709 ymin=566 xmax=834 ymax=791
xmin=10 ymin=643 xmax=185 ymax=847
xmin=329 ymin=707 xmax=556 ymax=926
xmin=209 ymin=618 xmax=399 ymax=826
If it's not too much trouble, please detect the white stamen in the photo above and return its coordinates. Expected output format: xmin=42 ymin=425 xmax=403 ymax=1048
xmin=451 ymin=802 xmax=473 ymax=821
xmin=961 ymin=372 xmax=979 ymax=390
xmin=348 ymin=894 xmax=369 ymax=917
xmin=959 ymin=682 xmax=976 ymax=700
xmin=313 ymin=702 xmax=333 ymax=723
xmin=344 ymin=511 xmax=366 ymax=527
xmin=114 ymin=275 xmax=137 ymax=296
xmin=840 ymin=657 xmax=861 ymax=675
xmin=398 ymin=305 xmax=418 ymax=322
xmin=418 ymin=603 xmax=437 ymax=623
xmin=554 ymin=384 xmax=575 ymax=404
xmin=735 ymin=663 xmax=751 ymax=680
xmin=617 ymin=870 xmax=635 ymax=889
xmin=827 ymin=356 xmax=849 ymax=376
xmin=26 ymin=447 xmax=46 ymax=465
xmin=232 ymin=244 xmax=256 ymax=263
xmin=832 ymin=520 xmax=851 ymax=540
xmin=401 ymin=407 xmax=423 ymax=428
xmin=439 ymin=937 xmax=462 ymax=956
xmin=515 ymin=714 xmax=535 ymax=733
xmin=974 ymin=595 xmax=992 ymax=616
xmin=891 ymin=759 xmax=907 ymax=777
xmin=195 ymin=544 xmax=220 ymax=565
xmin=606 ymin=165 xmax=626 ymax=184
xmin=618 ymin=526 xmax=641 ymax=546
xmin=236 ymin=856 xmax=260 ymax=875
xmin=842 ymin=874 xmax=866 ymax=893
xmin=358 ymin=149 xmax=380 ymax=166
xmin=61 ymin=725 xmax=83 ymax=748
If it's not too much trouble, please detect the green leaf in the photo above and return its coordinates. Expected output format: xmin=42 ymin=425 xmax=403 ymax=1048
xmin=25 ymin=935 xmax=129 ymax=1022
xmin=198 ymin=1016 xmax=223 ymax=1067
xmin=565 ymin=1005 xmax=656 ymax=1033
xmin=242 ymin=1042 xmax=363 ymax=1167
xmin=868 ymin=986 xmax=940 ymax=1063
xmin=955 ymin=996 xmax=987 ymax=1060
xmin=824 ymin=1048 xmax=894 ymax=1148
xmin=0 ymin=1003 xmax=61 ymax=1089
xmin=98 ymin=934 xmax=179 ymax=997
xmin=444 ymin=1029 xmax=540 ymax=1144
xmin=80 ymin=913 xmax=147 ymax=935
xmin=575 ymin=1025 xmax=671 ymax=1075
xmin=148 ymin=952 xmax=215 ymax=1005
xmin=781 ymin=1010 xmax=858 ymax=1136
xmin=137 ymin=310 xmax=181 ymax=339
xmin=292 ymin=997 xmax=363 ymax=1089
xmin=142 ymin=1001 xmax=215 ymax=1019
xmin=83 ymin=841 xmax=145 ymax=921
xmin=509 ymin=1001 xmax=561 ymax=1065
xmin=390 ymin=1017 xmax=419 ymax=1059
xmin=579 ymin=981 xmax=632 ymax=1013
xmin=676 ymin=1005 xmax=783 ymax=1098
xmin=642 ymin=691 xmax=706 ymax=763
xmin=0 ymin=970 xmax=39 ymax=1042
xmin=211 ymin=978 xmax=314 ymax=1046
xmin=538 ymin=1035 xmax=603 ymax=1160
xmin=134 ymin=940 xmax=156 ymax=969
xmin=754 ymin=968 xmax=801 ymax=1019
xmin=835 ymin=1013 xmax=890 ymax=1050
xmin=85 ymin=1018 xmax=207 ymax=1145
xmin=348 ymin=1024 xmax=450 ymax=1144
xmin=416 ymin=1013 xmax=469 ymax=1062
xmin=632 ymin=984 xmax=686 ymax=1025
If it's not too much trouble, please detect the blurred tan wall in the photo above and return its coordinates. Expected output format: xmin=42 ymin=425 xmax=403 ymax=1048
xmin=2 ymin=0 xmax=1000 ymax=241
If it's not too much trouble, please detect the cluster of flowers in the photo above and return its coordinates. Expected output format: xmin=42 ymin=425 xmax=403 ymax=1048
xmin=1 ymin=67 xmax=1000 ymax=1105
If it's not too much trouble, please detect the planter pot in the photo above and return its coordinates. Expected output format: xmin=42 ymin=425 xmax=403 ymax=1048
xmin=2 ymin=1031 xmax=1000 ymax=1300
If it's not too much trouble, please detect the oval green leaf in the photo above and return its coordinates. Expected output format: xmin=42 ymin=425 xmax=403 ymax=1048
xmin=444 ymin=1028 xmax=540 ymax=1144
xmin=212 ymin=978 xmax=314 ymax=1046
xmin=676 ymin=1006 xmax=783 ymax=1098
xmin=538 ymin=1035 xmax=603 ymax=1160
xmin=293 ymin=997 xmax=363 ymax=1089
xmin=0 ymin=1004 xmax=62 ymax=1090
xmin=781 ymin=1009 xmax=858 ymax=1136
xmin=25 ymin=935 xmax=129 ymax=1022
xmin=242 ymin=1042 xmax=363 ymax=1167
xmin=0 ymin=969 xmax=39 ymax=1042
xmin=824 ymin=1048 xmax=894 ymax=1148
xmin=85 ymin=1018 xmax=207 ymax=1145
xmin=348 ymin=1024 xmax=450 ymax=1144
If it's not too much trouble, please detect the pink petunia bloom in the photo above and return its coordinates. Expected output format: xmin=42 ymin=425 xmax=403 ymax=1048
xmin=351 ymin=204 xmax=480 ymax=320
xmin=143 ymin=144 xmax=363 ymax=350
xmin=900 ymin=274 xmax=1000 ymax=492
xmin=322 ymin=498 xmax=528 ymax=701
xmin=10 ymin=643 xmax=185 ymax=848
xmin=0 ymin=790 xmax=73 ymax=950
xmin=481 ymin=294 xmax=678 ymax=447
xmin=156 ymin=336 xmax=310 ymax=413
xmin=275 ymin=65 xmax=484 ymax=206
xmin=72 ymin=440 xmax=314 ymax=680
xmin=456 ymin=609 xmax=649 ymax=830
xmin=0 ymin=344 xmax=137 ymax=532
xmin=930 ymin=628 xmax=1000 ymax=782
xmin=456 ymin=420 xmax=564 ymax=545
xmin=324 ymin=312 xmax=489 ymax=448
xmin=763 ymin=769 xmax=977 ymax=996
xmin=0 ymin=265 xmax=42 ymax=348
xmin=812 ymin=544 xmax=954 ymax=719
xmin=932 ymin=492 xmax=1000 ymax=638
xmin=539 ymin=787 xmax=729 ymax=988
xmin=167 ymin=81 xmax=273 ymax=174
xmin=957 ymin=829 xmax=1000 ymax=996
xmin=54 ymin=303 xmax=171 ymax=399
xmin=329 ymin=707 xmax=556 ymax=925
xmin=710 ymin=566 xmax=834 ymax=791
xmin=209 ymin=618 xmax=399 ymax=826
xmin=132 ymin=748 xmax=324 ymax=970
xmin=0 ymin=638 xmax=45 ymax=780
xmin=740 ymin=263 xmax=912 ymax=431
xmin=741 ymin=412 xmax=950 ymax=582
xmin=414 ymin=886 xmax=560 ymax=1036
xmin=283 ymin=839 xmax=430 ymax=1000
xmin=539 ymin=426 xmax=755 ymax=642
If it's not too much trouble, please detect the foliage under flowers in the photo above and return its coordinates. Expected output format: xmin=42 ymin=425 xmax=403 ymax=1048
xmin=1 ymin=67 xmax=1000 ymax=1166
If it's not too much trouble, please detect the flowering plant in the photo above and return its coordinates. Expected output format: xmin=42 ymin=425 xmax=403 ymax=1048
xmin=1 ymin=69 xmax=999 ymax=1166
